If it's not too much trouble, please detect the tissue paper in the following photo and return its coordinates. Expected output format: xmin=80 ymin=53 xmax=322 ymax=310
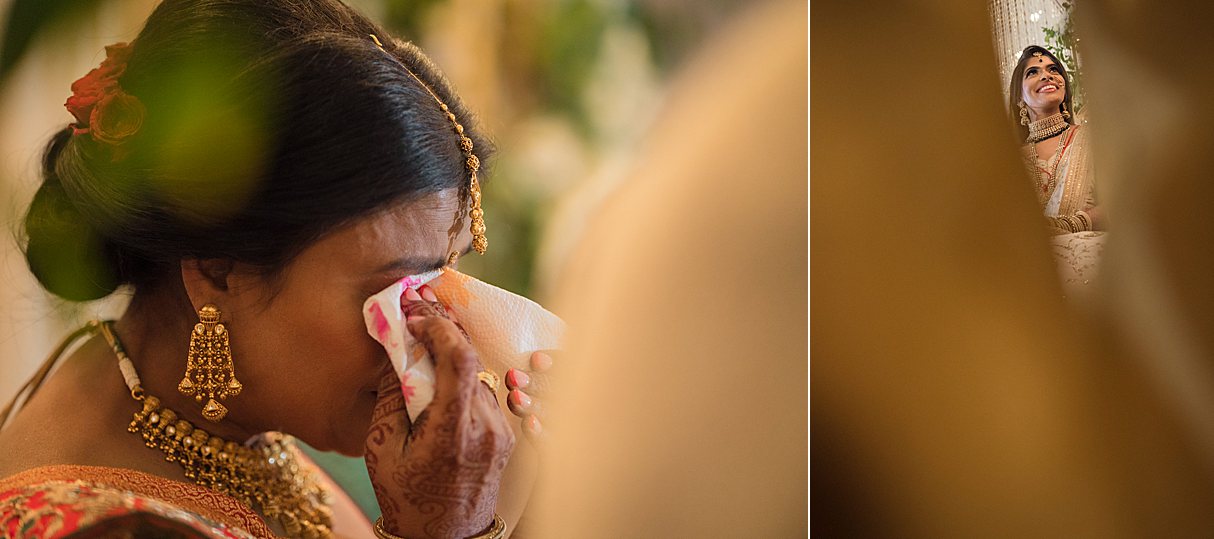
xmin=362 ymin=268 xmax=564 ymax=421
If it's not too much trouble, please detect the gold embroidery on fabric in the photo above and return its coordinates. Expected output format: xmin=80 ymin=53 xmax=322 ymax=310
xmin=0 ymin=465 xmax=276 ymax=537
xmin=0 ymin=479 xmax=261 ymax=538
xmin=1057 ymin=126 xmax=1092 ymax=216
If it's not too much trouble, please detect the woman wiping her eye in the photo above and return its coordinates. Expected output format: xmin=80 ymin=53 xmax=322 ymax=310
xmin=0 ymin=1 xmax=537 ymax=537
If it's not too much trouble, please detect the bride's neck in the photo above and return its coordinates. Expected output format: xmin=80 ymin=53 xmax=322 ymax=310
xmin=1027 ymin=105 xmax=1057 ymax=122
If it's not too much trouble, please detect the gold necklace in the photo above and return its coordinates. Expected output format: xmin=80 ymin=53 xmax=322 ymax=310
xmin=1024 ymin=124 xmax=1072 ymax=205
xmin=98 ymin=321 xmax=334 ymax=538
xmin=1026 ymin=112 xmax=1069 ymax=143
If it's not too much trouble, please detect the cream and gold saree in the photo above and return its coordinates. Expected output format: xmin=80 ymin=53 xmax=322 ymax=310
xmin=1023 ymin=123 xmax=1105 ymax=299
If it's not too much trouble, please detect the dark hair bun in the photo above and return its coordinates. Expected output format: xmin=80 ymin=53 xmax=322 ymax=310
xmin=23 ymin=128 xmax=122 ymax=301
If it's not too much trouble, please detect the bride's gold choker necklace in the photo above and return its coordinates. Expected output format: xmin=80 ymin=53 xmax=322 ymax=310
xmin=1026 ymin=112 xmax=1069 ymax=143
xmin=97 ymin=321 xmax=334 ymax=538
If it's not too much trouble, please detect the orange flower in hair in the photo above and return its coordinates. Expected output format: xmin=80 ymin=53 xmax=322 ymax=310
xmin=90 ymin=91 xmax=145 ymax=145
xmin=64 ymin=43 xmax=144 ymax=149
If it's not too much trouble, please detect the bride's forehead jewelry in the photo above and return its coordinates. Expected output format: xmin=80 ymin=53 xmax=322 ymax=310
xmin=370 ymin=34 xmax=487 ymax=259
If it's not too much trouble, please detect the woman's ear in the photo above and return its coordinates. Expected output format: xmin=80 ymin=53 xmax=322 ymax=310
xmin=180 ymin=258 xmax=235 ymax=310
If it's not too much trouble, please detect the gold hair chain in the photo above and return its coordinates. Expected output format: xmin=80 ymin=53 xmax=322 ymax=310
xmin=370 ymin=34 xmax=487 ymax=256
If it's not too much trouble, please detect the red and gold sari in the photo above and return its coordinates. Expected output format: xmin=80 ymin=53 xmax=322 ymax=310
xmin=1 ymin=465 xmax=275 ymax=538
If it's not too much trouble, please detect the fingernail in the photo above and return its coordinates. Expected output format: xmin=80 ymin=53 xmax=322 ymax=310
xmin=419 ymin=285 xmax=438 ymax=302
xmin=510 ymin=389 xmax=531 ymax=409
xmin=506 ymin=369 xmax=530 ymax=389
xmin=404 ymin=288 xmax=422 ymax=301
xmin=406 ymin=315 xmax=424 ymax=323
xmin=530 ymin=352 xmax=553 ymax=372
xmin=526 ymin=415 xmax=543 ymax=435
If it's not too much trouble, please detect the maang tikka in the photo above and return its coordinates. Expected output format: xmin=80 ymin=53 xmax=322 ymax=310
xmin=178 ymin=304 xmax=242 ymax=422
xmin=368 ymin=34 xmax=487 ymax=258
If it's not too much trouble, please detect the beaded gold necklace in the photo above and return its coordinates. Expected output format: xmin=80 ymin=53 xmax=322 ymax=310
xmin=98 ymin=321 xmax=334 ymax=538
xmin=1024 ymin=123 xmax=1073 ymax=205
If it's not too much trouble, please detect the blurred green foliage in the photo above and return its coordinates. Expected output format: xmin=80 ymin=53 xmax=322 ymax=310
xmin=534 ymin=0 xmax=608 ymax=138
xmin=382 ymin=0 xmax=445 ymax=44
xmin=1042 ymin=1 xmax=1083 ymax=112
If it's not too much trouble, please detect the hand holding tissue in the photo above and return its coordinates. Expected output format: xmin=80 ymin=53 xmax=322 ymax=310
xmin=362 ymin=268 xmax=565 ymax=423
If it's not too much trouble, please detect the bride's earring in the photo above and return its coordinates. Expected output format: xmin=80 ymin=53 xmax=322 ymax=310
xmin=1019 ymin=101 xmax=1030 ymax=125
xmin=1061 ymin=102 xmax=1072 ymax=119
xmin=178 ymin=304 xmax=242 ymax=422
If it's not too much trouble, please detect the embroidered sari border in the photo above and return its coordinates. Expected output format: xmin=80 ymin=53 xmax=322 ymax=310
xmin=0 ymin=464 xmax=276 ymax=537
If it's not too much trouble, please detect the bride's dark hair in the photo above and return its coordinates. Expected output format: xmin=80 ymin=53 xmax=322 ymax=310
xmin=22 ymin=0 xmax=492 ymax=301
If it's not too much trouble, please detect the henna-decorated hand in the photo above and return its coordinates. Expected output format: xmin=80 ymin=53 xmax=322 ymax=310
xmin=504 ymin=351 xmax=555 ymax=441
xmin=365 ymin=285 xmax=515 ymax=539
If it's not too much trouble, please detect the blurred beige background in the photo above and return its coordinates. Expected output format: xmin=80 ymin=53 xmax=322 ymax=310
xmin=537 ymin=1 xmax=806 ymax=535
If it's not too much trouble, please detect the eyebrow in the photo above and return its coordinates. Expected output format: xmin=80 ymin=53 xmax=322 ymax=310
xmin=1024 ymin=64 xmax=1057 ymax=76
xmin=374 ymin=242 xmax=474 ymax=275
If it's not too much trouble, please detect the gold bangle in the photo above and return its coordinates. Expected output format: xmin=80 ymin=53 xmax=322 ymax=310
xmin=1049 ymin=216 xmax=1072 ymax=233
xmin=372 ymin=516 xmax=404 ymax=539
xmin=1075 ymin=211 xmax=1091 ymax=231
xmin=374 ymin=515 xmax=506 ymax=539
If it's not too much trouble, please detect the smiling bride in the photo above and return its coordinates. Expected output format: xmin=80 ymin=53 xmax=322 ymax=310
xmin=1008 ymin=45 xmax=1105 ymax=297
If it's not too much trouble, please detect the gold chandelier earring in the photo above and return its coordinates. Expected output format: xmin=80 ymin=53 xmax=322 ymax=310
xmin=1019 ymin=101 xmax=1030 ymax=125
xmin=1061 ymin=102 xmax=1072 ymax=119
xmin=178 ymin=304 xmax=242 ymax=422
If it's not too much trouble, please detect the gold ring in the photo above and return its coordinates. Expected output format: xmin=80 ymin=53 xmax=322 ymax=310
xmin=477 ymin=370 xmax=500 ymax=398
